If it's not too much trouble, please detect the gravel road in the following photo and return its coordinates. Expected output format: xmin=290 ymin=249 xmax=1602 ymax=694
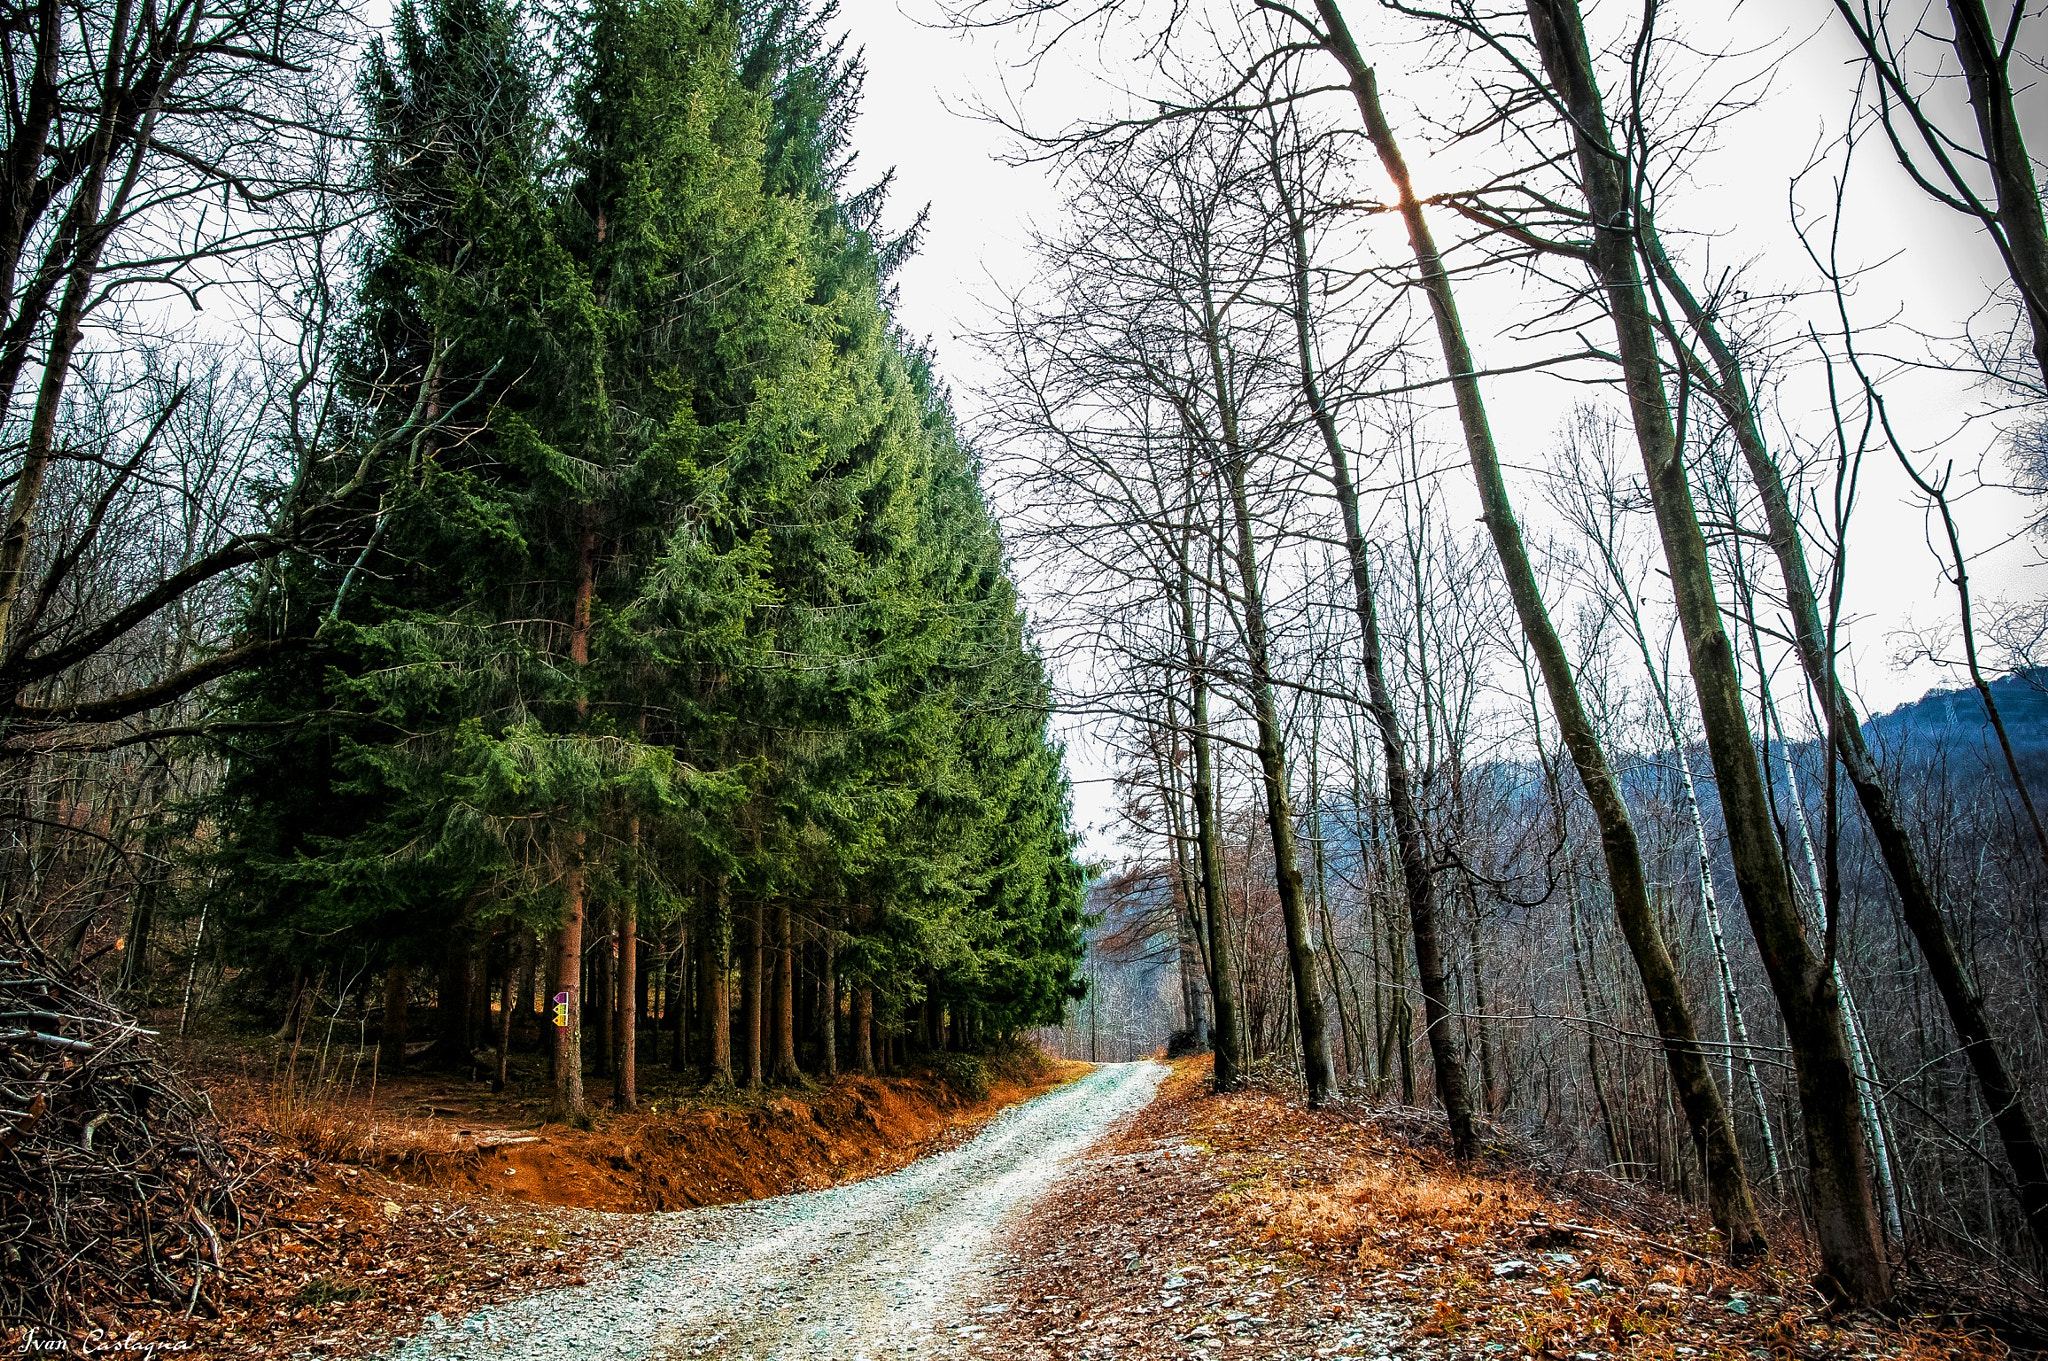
xmin=380 ymin=1061 xmax=1167 ymax=1361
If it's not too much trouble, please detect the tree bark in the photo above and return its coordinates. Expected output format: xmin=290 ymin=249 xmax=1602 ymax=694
xmin=553 ymin=856 xmax=586 ymax=1117
xmin=1643 ymin=218 xmax=2048 ymax=1259
xmin=742 ymin=899 xmax=763 ymax=1088
xmin=684 ymin=916 xmax=700 ymax=1064
xmin=495 ymin=939 xmax=517 ymax=1094
xmin=615 ymin=890 xmax=637 ymax=1111
xmin=118 ymin=873 xmax=154 ymax=994
xmin=552 ymin=513 xmax=596 ymax=1118
xmin=772 ymin=902 xmax=800 ymax=1083
xmin=636 ymin=926 xmax=651 ymax=1024
xmin=854 ymin=985 xmax=874 ymax=1073
xmin=1946 ymin=0 xmax=2048 ymax=387
xmin=1194 ymin=272 xmax=1337 ymax=1107
xmin=380 ymin=964 xmax=410 ymax=1071
xmin=432 ymin=928 xmax=476 ymax=1069
xmin=0 ymin=152 xmax=115 ymax=657
xmin=1295 ymin=55 xmax=1759 ymax=1242
xmin=700 ymin=875 xmax=732 ymax=1084
xmin=1522 ymin=0 xmax=1886 ymax=1302
xmin=821 ymin=937 xmax=838 ymax=1080
xmin=1173 ymin=544 xmax=1244 ymax=1092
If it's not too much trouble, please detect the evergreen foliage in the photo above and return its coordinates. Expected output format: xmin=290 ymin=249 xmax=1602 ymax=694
xmin=207 ymin=0 xmax=1084 ymax=1109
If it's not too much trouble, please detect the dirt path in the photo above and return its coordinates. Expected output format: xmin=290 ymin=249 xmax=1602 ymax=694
xmin=381 ymin=1060 xmax=1166 ymax=1361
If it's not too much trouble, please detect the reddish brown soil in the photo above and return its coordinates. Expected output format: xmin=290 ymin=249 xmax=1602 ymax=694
xmin=20 ymin=1039 xmax=1081 ymax=1360
xmin=360 ymin=1067 xmax=1084 ymax=1212
xmin=188 ymin=1030 xmax=1085 ymax=1213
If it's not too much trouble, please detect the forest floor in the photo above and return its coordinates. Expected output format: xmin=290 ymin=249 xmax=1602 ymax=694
xmin=35 ymin=1029 xmax=1082 ymax=1359
xmin=951 ymin=1057 xmax=2018 ymax=1361
xmin=33 ymin=1046 xmax=2032 ymax=1361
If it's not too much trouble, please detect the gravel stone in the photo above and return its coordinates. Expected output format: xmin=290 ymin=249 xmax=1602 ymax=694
xmin=381 ymin=1061 xmax=1166 ymax=1361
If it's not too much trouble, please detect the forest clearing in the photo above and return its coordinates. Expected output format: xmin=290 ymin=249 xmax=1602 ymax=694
xmin=8 ymin=0 xmax=2048 ymax=1351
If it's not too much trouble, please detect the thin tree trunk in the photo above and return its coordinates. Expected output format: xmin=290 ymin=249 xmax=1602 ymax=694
xmin=1195 ymin=277 xmax=1337 ymax=1107
xmin=637 ymin=928 xmax=651 ymax=1024
xmin=700 ymin=876 xmax=732 ymax=1085
xmin=433 ymin=926 xmax=476 ymax=1069
xmin=1946 ymin=0 xmax=2048 ymax=387
xmin=553 ymin=859 xmax=586 ymax=1117
xmin=1648 ymin=214 xmax=2048 ymax=1247
xmin=0 ymin=186 xmax=109 ymax=657
xmin=821 ymin=936 xmax=838 ymax=1080
xmin=1466 ymin=896 xmax=1496 ymax=1113
xmin=380 ymin=965 xmax=409 ymax=1071
xmin=495 ymin=939 xmax=517 ymax=1094
xmin=854 ymin=985 xmax=874 ymax=1074
xmin=684 ymin=916 xmax=700 ymax=1064
xmin=1735 ymin=565 xmax=1901 ymax=1235
xmin=1273 ymin=209 xmax=1460 ymax=1135
xmin=1578 ymin=499 xmax=1787 ymax=1188
xmin=615 ymin=885 xmax=637 ymax=1112
xmin=119 ymin=873 xmax=154 ymax=994
xmin=1173 ymin=541 xmax=1244 ymax=1091
xmin=1305 ymin=33 xmax=1742 ymax=1205
xmin=1569 ymin=890 xmax=1624 ymax=1171
xmin=273 ymin=965 xmax=306 ymax=1042
xmin=772 ymin=902 xmax=799 ymax=1084
xmin=1522 ymin=0 xmax=1884 ymax=1300
xmin=743 ymin=900 xmax=763 ymax=1088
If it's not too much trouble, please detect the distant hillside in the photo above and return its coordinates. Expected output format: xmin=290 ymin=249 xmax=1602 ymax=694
xmin=1865 ymin=667 xmax=2048 ymax=763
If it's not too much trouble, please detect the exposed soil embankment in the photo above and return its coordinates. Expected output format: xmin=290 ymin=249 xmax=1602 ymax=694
xmin=367 ymin=1065 xmax=1082 ymax=1212
xmin=44 ymin=1046 xmax=1083 ymax=1358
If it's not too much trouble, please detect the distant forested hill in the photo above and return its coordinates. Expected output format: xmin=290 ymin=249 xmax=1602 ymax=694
xmin=1864 ymin=669 xmax=2048 ymax=770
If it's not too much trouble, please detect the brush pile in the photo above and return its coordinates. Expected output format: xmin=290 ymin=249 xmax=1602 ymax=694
xmin=0 ymin=918 xmax=238 ymax=1330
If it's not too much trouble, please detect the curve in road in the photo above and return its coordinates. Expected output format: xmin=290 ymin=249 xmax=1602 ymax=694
xmin=382 ymin=1059 xmax=1167 ymax=1361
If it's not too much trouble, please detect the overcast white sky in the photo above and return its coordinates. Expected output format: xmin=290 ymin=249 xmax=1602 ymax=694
xmin=832 ymin=0 xmax=2048 ymax=856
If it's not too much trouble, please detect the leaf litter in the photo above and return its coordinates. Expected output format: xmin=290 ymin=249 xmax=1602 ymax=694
xmin=945 ymin=1057 xmax=2009 ymax=1361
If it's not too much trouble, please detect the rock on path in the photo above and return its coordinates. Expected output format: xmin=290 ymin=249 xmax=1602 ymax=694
xmin=380 ymin=1060 xmax=1167 ymax=1361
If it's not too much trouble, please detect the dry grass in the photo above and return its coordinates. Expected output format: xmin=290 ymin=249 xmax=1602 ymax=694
xmin=964 ymin=1057 xmax=2017 ymax=1361
xmin=1241 ymin=1161 xmax=1557 ymax=1267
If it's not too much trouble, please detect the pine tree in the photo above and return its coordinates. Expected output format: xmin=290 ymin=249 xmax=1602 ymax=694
xmin=209 ymin=0 xmax=1085 ymax=1115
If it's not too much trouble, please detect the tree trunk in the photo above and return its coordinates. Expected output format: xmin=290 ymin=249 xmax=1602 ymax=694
xmin=0 ymin=191 xmax=110 ymax=656
xmin=1194 ymin=277 xmax=1337 ymax=1107
xmin=380 ymin=964 xmax=410 ymax=1071
xmin=615 ymin=893 xmax=637 ymax=1111
xmin=1308 ymin=0 xmax=1757 ymax=1236
xmin=595 ymin=907 xmax=617 ymax=1078
xmin=1522 ymin=0 xmax=1885 ymax=1302
xmin=1946 ymin=0 xmax=2048 ymax=387
xmin=432 ymin=929 xmax=475 ymax=1069
xmin=636 ymin=927 xmax=651 ymax=1024
xmin=684 ymin=916 xmax=700 ymax=1064
xmin=119 ymin=873 xmax=154 ymax=995
xmin=551 ymin=512 xmax=596 ymax=1118
xmin=1173 ymin=552 xmax=1244 ymax=1091
xmin=821 ymin=938 xmax=839 ymax=1080
xmin=772 ymin=902 xmax=799 ymax=1084
xmin=520 ymin=943 xmax=539 ymax=1042
xmin=854 ymin=985 xmax=874 ymax=1074
xmin=700 ymin=876 xmax=732 ymax=1084
xmin=495 ymin=940 xmax=517 ymax=1094
xmin=1642 ymin=204 xmax=2048 ymax=1262
xmin=742 ymin=899 xmax=763 ymax=1088
xmin=553 ymin=852 xmax=586 ymax=1117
